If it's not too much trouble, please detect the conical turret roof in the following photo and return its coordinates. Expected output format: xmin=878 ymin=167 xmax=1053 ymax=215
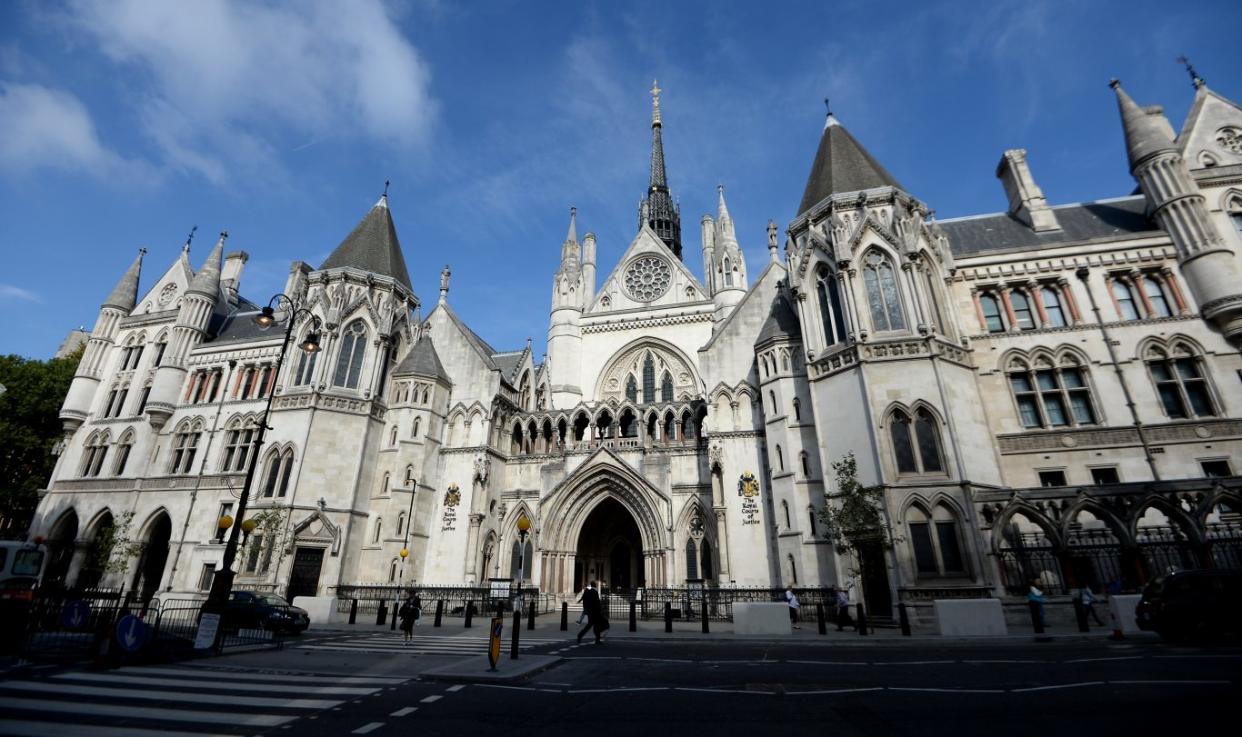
xmin=187 ymin=233 xmax=225 ymax=298
xmin=798 ymin=114 xmax=902 ymax=216
xmin=755 ymin=290 xmax=801 ymax=346
xmin=102 ymin=249 xmax=145 ymax=311
xmin=320 ymin=195 xmax=413 ymax=290
xmin=394 ymin=335 xmax=449 ymax=382
xmin=1110 ymin=80 xmax=1176 ymax=169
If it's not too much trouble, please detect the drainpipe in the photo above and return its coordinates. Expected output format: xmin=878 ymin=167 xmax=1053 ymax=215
xmin=1075 ymin=268 xmax=1160 ymax=480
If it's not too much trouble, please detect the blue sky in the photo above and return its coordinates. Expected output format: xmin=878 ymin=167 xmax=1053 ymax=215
xmin=2 ymin=0 xmax=1240 ymax=360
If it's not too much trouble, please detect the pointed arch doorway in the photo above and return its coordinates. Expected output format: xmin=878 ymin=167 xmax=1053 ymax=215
xmin=575 ymin=498 xmax=644 ymax=595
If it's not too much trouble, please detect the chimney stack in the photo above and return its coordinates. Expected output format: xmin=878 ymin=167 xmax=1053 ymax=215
xmin=996 ymin=149 xmax=1060 ymax=232
xmin=221 ymin=251 xmax=249 ymax=303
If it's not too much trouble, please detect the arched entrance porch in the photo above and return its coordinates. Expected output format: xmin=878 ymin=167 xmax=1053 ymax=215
xmin=574 ymin=498 xmax=644 ymax=595
xmin=132 ymin=511 xmax=172 ymax=602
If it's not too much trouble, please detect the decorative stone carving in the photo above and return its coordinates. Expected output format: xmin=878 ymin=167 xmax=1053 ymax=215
xmin=623 ymin=255 xmax=672 ymax=302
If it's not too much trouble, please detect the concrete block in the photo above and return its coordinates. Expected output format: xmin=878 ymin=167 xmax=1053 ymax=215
xmin=733 ymin=602 xmax=792 ymax=635
xmin=934 ymin=598 xmax=1007 ymax=637
xmin=293 ymin=595 xmax=338 ymax=624
xmin=1108 ymin=595 xmax=1143 ymax=634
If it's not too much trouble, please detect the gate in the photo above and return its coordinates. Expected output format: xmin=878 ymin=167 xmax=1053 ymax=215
xmin=287 ymin=547 xmax=325 ymax=601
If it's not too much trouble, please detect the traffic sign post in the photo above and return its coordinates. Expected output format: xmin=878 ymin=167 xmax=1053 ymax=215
xmin=62 ymin=600 xmax=90 ymax=630
xmin=195 ymin=612 xmax=222 ymax=651
xmin=486 ymin=617 xmax=503 ymax=672
xmin=115 ymin=614 xmax=148 ymax=653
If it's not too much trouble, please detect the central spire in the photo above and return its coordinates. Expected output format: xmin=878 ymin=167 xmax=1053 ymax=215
xmin=641 ymin=79 xmax=682 ymax=260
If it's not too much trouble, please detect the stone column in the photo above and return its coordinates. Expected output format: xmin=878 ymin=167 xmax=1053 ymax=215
xmin=465 ymin=513 xmax=483 ymax=577
xmin=714 ymin=508 xmax=731 ymax=580
xmin=1027 ymin=280 xmax=1049 ymax=324
xmin=1058 ymin=278 xmax=1083 ymax=323
xmin=1161 ymin=267 xmax=1190 ymax=314
xmin=1131 ymin=270 xmax=1156 ymax=316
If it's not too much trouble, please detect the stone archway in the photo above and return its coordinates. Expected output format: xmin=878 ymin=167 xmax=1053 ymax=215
xmin=132 ymin=511 xmax=172 ymax=602
xmin=44 ymin=509 xmax=79 ymax=588
xmin=575 ymin=498 xmax=644 ymax=595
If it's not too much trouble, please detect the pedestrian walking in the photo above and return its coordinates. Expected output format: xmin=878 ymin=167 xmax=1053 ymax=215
xmin=835 ymin=587 xmax=852 ymax=631
xmin=1079 ymin=586 xmax=1104 ymax=626
xmin=399 ymin=593 xmax=418 ymax=643
xmin=411 ymin=591 xmax=422 ymax=626
xmin=785 ymin=586 xmax=801 ymax=629
xmin=577 ymin=580 xmax=605 ymax=645
xmin=1028 ymin=579 xmax=1047 ymax=628
xmin=575 ymin=582 xmax=594 ymax=625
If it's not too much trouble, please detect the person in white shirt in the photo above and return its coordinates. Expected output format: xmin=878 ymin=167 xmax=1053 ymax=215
xmin=785 ymin=586 xmax=801 ymax=629
xmin=575 ymin=582 xmax=593 ymax=625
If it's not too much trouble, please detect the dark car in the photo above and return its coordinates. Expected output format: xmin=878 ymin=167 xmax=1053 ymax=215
xmin=1135 ymin=569 xmax=1242 ymax=640
xmin=223 ymin=591 xmax=309 ymax=634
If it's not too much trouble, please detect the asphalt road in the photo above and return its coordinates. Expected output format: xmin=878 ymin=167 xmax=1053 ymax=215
xmin=1 ymin=631 xmax=1237 ymax=737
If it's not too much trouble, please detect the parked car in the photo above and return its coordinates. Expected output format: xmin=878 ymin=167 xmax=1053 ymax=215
xmin=223 ymin=591 xmax=309 ymax=634
xmin=1135 ymin=569 xmax=1242 ymax=640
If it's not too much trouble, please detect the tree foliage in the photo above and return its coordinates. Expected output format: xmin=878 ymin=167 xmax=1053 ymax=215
xmin=88 ymin=511 xmax=145 ymax=575
xmin=0 ymin=346 xmax=83 ymax=538
xmin=817 ymin=452 xmax=900 ymax=554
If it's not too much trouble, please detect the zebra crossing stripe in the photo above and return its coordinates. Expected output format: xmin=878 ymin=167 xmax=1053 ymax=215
xmin=0 ymin=696 xmax=295 ymax=727
xmin=123 ymin=666 xmax=404 ymax=685
xmin=0 ymin=680 xmax=343 ymax=709
xmin=50 ymin=672 xmax=379 ymax=695
xmin=0 ymin=720 xmax=235 ymax=737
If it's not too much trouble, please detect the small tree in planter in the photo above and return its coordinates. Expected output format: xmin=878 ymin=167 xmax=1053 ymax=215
xmin=817 ymin=452 xmax=900 ymax=600
xmin=83 ymin=511 xmax=145 ymax=588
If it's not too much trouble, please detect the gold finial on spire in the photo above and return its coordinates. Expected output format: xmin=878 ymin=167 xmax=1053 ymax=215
xmin=651 ymin=79 xmax=662 ymax=126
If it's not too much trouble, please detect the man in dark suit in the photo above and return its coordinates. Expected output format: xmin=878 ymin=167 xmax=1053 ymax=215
xmin=577 ymin=580 xmax=603 ymax=644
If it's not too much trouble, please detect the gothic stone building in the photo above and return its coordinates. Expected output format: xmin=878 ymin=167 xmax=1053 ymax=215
xmin=31 ymin=78 xmax=1242 ymax=615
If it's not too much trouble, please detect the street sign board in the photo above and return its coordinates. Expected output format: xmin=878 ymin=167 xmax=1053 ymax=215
xmin=115 ymin=614 xmax=147 ymax=653
xmin=489 ymin=578 xmax=511 ymax=601
xmin=487 ymin=616 xmax=503 ymax=671
xmin=194 ymin=613 xmax=221 ymax=650
xmin=62 ymin=600 xmax=90 ymax=630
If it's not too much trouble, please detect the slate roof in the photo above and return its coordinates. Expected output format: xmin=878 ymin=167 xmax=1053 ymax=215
xmin=319 ymin=197 xmax=413 ymax=290
xmin=798 ymin=115 xmax=903 ymax=216
xmin=937 ymin=196 xmax=1157 ymax=257
xmin=202 ymin=301 xmax=280 ymax=345
xmin=492 ymin=350 xmax=527 ymax=384
xmin=755 ymin=291 xmax=802 ymax=347
xmin=394 ymin=336 xmax=449 ymax=382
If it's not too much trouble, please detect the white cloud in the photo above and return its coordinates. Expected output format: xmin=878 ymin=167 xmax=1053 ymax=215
xmin=62 ymin=0 xmax=437 ymax=184
xmin=0 ymin=82 xmax=144 ymax=179
xmin=0 ymin=284 xmax=43 ymax=303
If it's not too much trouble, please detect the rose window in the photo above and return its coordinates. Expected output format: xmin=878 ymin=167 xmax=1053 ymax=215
xmin=623 ymin=255 xmax=672 ymax=302
xmin=1217 ymin=128 xmax=1242 ymax=155
xmin=158 ymin=283 xmax=178 ymax=306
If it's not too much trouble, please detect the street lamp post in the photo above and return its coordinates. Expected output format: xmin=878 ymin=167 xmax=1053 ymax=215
xmin=205 ymin=294 xmax=321 ymax=609
xmin=510 ymin=514 xmax=530 ymax=660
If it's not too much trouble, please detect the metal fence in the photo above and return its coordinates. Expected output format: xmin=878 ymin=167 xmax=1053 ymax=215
xmin=595 ymin=587 xmax=840 ymax=623
xmin=332 ymin=584 xmax=558 ymax=622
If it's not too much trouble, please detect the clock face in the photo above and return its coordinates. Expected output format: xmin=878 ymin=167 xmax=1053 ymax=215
xmin=623 ymin=255 xmax=673 ymax=302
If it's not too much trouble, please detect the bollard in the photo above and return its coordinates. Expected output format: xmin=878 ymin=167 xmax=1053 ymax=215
xmin=664 ymin=601 xmax=672 ymax=633
xmin=629 ymin=601 xmax=637 ymax=632
xmin=527 ymin=601 xmax=536 ymax=631
xmin=561 ymin=601 xmax=568 ymax=631
xmin=376 ymin=600 xmax=388 ymax=626
xmin=434 ymin=600 xmax=444 ymax=628
xmin=816 ymin=603 xmax=827 ymax=635
xmin=464 ymin=600 xmax=474 ymax=628
xmin=701 ymin=599 xmax=710 ymax=634
xmin=1028 ymin=600 xmax=1045 ymax=635
xmin=510 ymin=606 xmax=522 ymax=659
xmin=855 ymin=603 xmax=868 ymax=636
xmin=348 ymin=599 xmax=358 ymax=625
xmin=1073 ymin=598 xmax=1089 ymax=633
xmin=391 ymin=599 xmax=398 ymax=630
xmin=898 ymin=602 xmax=912 ymax=636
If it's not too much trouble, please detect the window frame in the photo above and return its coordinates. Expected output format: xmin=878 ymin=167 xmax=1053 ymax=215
xmin=887 ymin=407 xmax=948 ymax=477
xmin=1006 ymin=356 xmax=1099 ymax=430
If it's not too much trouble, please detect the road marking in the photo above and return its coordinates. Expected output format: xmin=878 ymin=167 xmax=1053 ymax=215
xmin=1011 ymin=681 xmax=1105 ymax=692
xmin=870 ymin=660 xmax=956 ymax=666
xmin=963 ymin=659 xmax=1045 ymax=664
xmin=785 ymin=660 xmax=870 ymax=666
xmin=1109 ymin=679 xmax=1230 ymax=685
xmin=446 ymin=684 xmax=466 ymax=692
xmin=0 ymin=720 xmax=234 ymax=737
xmin=475 ymin=684 xmax=537 ymax=691
xmin=0 ymin=696 xmax=294 ymax=726
xmin=1152 ymin=654 xmax=1242 ymax=659
xmin=391 ymin=707 xmax=418 ymax=716
xmin=535 ymin=681 xmax=574 ymax=686
xmin=787 ymin=688 xmax=885 ymax=695
xmin=563 ymin=656 xmax=623 ymax=660
xmin=626 ymin=657 xmax=694 ymax=663
xmin=1063 ymin=656 xmax=1143 ymax=663
xmin=888 ymin=687 xmax=1007 ymax=694
xmin=352 ymin=723 xmax=385 ymax=735
xmin=51 ymin=672 xmax=379 ymax=696
xmin=420 ymin=694 xmax=443 ymax=703
xmin=568 ymin=687 xmax=669 ymax=693
xmin=0 ymin=680 xmax=342 ymax=709
xmin=674 ymin=687 xmax=776 ymax=696
xmin=130 ymin=667 xmax=405 ymax=685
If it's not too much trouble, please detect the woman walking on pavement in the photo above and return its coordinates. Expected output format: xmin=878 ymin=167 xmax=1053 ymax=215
xmin=785 ymin=586 xmax=801 ymax=629
xmin=399 ymin=593 xmax=418 ymax=644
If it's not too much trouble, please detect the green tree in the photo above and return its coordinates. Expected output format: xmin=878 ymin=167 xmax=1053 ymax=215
xmin=817 ymin=451 xmax=900 ymax=554
xmin=0 ymin=346 xmax=83 ymax=538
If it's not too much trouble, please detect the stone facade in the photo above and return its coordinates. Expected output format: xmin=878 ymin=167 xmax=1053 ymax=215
xmin=31 ymin=80 xmax=1242 ymax=614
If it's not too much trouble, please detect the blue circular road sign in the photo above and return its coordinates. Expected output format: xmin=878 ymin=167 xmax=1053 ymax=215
xmin=115 ymin=614 xmax=148 ymax=652
xmin=62 ymin=600 xmax=90 ymax=630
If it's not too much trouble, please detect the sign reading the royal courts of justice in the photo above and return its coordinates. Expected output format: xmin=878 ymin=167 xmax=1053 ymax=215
xmin=738 ymin=471 xmax=761 ymax=525
xmin=441 ymin=483 xmax=461 ymax=531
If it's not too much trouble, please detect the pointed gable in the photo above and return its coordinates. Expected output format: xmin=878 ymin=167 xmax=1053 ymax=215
xmin=1177 ymin=85 xmax=1242 ymax=170
xmin=320 ymin=197 xmax=413 ymax=289
xmin=798 ymin=115 xmax=903 ymax=216
xmin=587 ymin=224 xmax=708 ymax=313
